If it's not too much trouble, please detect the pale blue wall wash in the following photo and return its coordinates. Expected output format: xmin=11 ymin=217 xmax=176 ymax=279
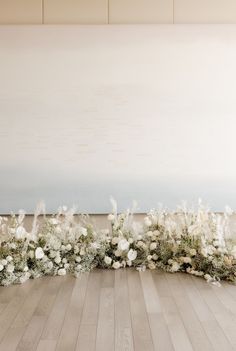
xmin=0 ymin=25 xmax=236 ymax=213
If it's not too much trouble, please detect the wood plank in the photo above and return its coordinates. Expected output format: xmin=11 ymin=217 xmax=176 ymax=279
xmin=141 ymin=271 xmax=174 ymax=351
xmin=127 ymin=269 xmax=154 ymax=351
xmin=55 ymin=273 xmax=89 ymax=351
xmin=179 ymin=274 xmax=233 ymax=351
xmin=40 ymin=276 xmax=75 ymax=340
xmin=96 ymin=284 xmax=115 ymax=351
xmin=165 ymin=273 xmax=213 ymax=351
xmin=114 ymin=270 xmax=134 ymax=351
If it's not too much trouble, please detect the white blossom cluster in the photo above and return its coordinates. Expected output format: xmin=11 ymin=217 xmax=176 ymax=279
xmin=1 ymin=200 xmax=236 ymax=286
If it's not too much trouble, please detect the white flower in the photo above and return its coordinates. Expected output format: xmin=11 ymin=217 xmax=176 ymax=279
xmin=182 ymin=257 xmax=191 ymax=264
xmin=204 ymin=274 xmax=212 ymax=282
xmin=150 ymin=242 xmax=157 ymax=251
xmin=58 ymin=268 xmax=66 ymax=276
xmin=107 ymin=214 xmax=115 ymax=221
xmin=47 ymin=261 xmax=53 ymax=270
xmin=1 ymin=259 xmax=7 ymax=266
xmin=75 ymin=256 xmax=81 ymax=263
xmin=144 ymin=217 xmax=152 ymax=227
xmin=50 ymin=250 xmax=57 ymax=258
xmin=62 ymin=258 xmax=67 ymax=263
xmin=118 ymin=239 xmax=130 ymax=251
xmin=54 ymin=256 xmax=61 ymax=264
xmin=127 ymin=249 xmax=137 ymax=261
xmin=170 ymin=262 xmax=180 ymax=272
xmin=148 ymin=262 xmax=156 ymax=270
xmin=6 ymin=264 xmax=14 ymax=273
xmin=189 ymin=249 xmax=196 ymax=256
xmin=28 ymin=250 xmax=34 ymax=259
xmin=55 ymin=226 xmax=62 ymax=234
xmin=80 ymin=227 xmax=87 ymax=236
xmin=64 ymin=263 xmax=70 ymax=269
xmin=23 ymin=266 xmax=29 ymax=272
xmin=104 ymin=256 xmax=112 ymax=265
xmin=147 ymin=255 xmax=152 ymax=261
xmin=66 ymin=244 xmax=72 ymax=251
xmin=80 ymin=248 xmax=85 ymax=256
xmin=49 ymin=218 xmax=58 ymax=225
xmin=112 ymin=237 xmax=119 ymax=245
xmin=147 ymin=231 xmax=153 ymax=237
xmin=0 ymin=264 xmax=4 ymax=271
xmin=114 ymin=250 xmax=122 ymax=257
xmin=15 ymin=226 xmax=26 ymax=240
xmin=112 ymin=261 xmax=121 ymax=269
xmin=6 ymin=255 xmax=13 ymax=262
xmin=35 ymin=247 xmax=44 ymax=260
xmin=201 ymin=248 xmax=208 ymax=257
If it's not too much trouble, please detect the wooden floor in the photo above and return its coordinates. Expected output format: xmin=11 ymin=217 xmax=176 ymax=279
xmin=1 ymin=270 xmax=236 ymax=351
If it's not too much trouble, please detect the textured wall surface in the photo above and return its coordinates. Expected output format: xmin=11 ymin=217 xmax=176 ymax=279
xmin=0 ymin=25 xmax=236 ymax=213
xmin=1 ymin=0 xmax=236 ymax=24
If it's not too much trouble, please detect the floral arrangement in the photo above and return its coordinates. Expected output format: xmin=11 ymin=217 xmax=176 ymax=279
xmin=1 ymin=199 xmax=236 ymax=286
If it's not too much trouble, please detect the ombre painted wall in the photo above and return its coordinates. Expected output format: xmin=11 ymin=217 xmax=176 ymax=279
xmin=0 ymin=25 xmax=236 ymax=213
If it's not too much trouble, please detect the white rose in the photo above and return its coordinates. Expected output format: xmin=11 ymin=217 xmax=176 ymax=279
xmin=147 ymin=255 xmax=152 ymax=261
xmin=104 ymin=256 xmax=112 ymax=265
xmin=61 ymin=245 xmax=66 ymax=251
xmin=6 ymin=255 xmax=13 ymax=262
xmin=62 ymin=258 xmax=67 ymax=264
xmin=127 ymin=249 xmax=137 ymax=261
xmin=80 ymin=227 xmax=87 ymax=236
xmin=1 ymin=259 xmax=7 ymax=266
xmin=15 ymin=226 xmax=26 ymax=240
xmin=128 ymin=238 xmax=134 ymax=244
xmin=6 ymin=264 xmax=14 ymax=273
xmin=150 ymin=242 xmax=157 ymax=251
xmin=112 ymin=261 xmax=121 ymax=269
xmin=64 ymin=263 xmax=70 ymax=269
xmin=35 ymin=247 xmax=44 ymax=260
xmin=118 ymin=239 xmax=130 ymax=251
xmin=0 ymin=264 xmax=4 ymax=271
xmin=58 ymin=268 xmax=66 ymax=276
xmin=54 ymin=256 xmax=61 ymax=264
xmin=114 ymin=250 xmax=122 ymax=257
xmin=50 ymin=250 xmax=57 ymax=258
xmin=144 ymin=217 xmax=152 ymax=227
xmin=182 ymin=257 xmax=191 ymax=264
xmin=108 ymin=214 xmax=115 ymax=221
xmin=152 ymin=254 xmax=158 ymax=260
xmin=75 ymin=256 xmax=81 ymax=263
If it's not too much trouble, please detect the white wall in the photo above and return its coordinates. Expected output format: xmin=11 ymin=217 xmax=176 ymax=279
xmin=0 ymin=25 xmax=236 ymax=213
